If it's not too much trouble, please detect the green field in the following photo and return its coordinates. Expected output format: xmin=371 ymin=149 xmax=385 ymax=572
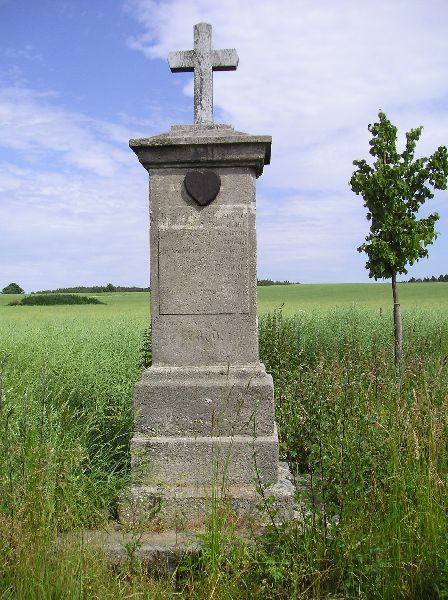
xmin=1 ymin=281 xmax=447 ymax=316
xmin=1 ymin=283 xmax=448 ymax=598
xmin=257 ymin=281 xmax=448 ymax=312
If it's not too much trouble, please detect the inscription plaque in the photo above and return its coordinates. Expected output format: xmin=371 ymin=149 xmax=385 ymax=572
xmin=158 ymin=226 xmax=249 ymax=315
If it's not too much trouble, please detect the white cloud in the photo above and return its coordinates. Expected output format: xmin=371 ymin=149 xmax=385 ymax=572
xmin=0 ymin=161 xmax=149 ymax=291
xmin=256 ymin=190 xmax=366 ymax=281
xmin=127 ymin=0 xmax=448 ymax=183
xmin=0 ymin=86 xmax=135 ymax=177
xmin=125 ymin=0 xmax=448 ymax=281
xmin=0 ymin=85 xmax=152 ymax=291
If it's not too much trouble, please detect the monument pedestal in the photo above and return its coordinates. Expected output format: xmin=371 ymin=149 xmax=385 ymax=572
xmin=134 ymin=365 xmax=275 ymax=437
xmin=120 ymin=125 xmax=295 ymax=527
xmin=120 ymin=463 xmax=295 ymax=529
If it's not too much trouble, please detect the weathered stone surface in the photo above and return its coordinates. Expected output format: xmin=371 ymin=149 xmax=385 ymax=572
xmin=76 ymin=528 xmax=201 ymax=575
xmin=134 ymin=365 xmax=275 ymax=436
xmin=158 ymin=227 xmax=249 ymax=315
xmin=151 ymin=315 xmax=258 ymax=366
xmin=149 ymin=163 xmax=259 ymax=366
xmin=83 ymin=463 xmax=301 ymax=572
xmin=168 ymin=23 xmax=238 ymax=124
xmin=130 ymin=125 xmax=271 ymax=176
xmin=119 ymin=462 xmax=297 ymax=529
xmin=130 ymin=429 xmax=279 ymax=486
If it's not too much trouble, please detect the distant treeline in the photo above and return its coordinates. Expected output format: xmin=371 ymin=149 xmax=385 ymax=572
xmin=257 ymin=279 xmax=298 ymax=286
xmin=406 ymin=274 xmax=448 ymax=283
xmin=34 ymin=281 xmax=298 ymax=293
xmin=33 ymin=284 xmax=150 ymax=294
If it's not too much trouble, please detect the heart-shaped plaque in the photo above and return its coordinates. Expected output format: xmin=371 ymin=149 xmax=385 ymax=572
xmin=184 ymin=170 xmax=221 ymax=206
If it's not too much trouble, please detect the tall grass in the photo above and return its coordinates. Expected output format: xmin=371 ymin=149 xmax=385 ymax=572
xmin=0 ymin=306 xmax=447 ymax=597
xmin=0 ymin=316 xmax=165 ymax=597
xmin=255 ymin=307 xmax=448 ymax=598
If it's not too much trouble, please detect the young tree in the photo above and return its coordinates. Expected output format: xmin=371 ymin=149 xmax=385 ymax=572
xmin=2 ymin=282 xmax=25 ymax=294
xmin=350 ymin=111 xmax=448 ymax=368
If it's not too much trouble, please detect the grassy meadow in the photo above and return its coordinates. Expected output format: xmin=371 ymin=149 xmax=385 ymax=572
xmin=2 ymin=281 xmax=448 ymax=314
xmin=1 ymin=282 xmax=448 ymax=598
xmin=257 ymin=281 xmax=448 ymax=312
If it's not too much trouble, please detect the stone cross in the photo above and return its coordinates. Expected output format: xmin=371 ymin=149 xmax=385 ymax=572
xmin=168 ymin=23 xmax=239 ymax=124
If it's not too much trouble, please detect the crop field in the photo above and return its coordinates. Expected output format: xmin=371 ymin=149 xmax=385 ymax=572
xmin=257 ymin=281 xmax=448 ymax=312
xmin=1 ymin=281 xmax=447 ymax=314
xmin=1 ymin=283 xmax=448 ymax=598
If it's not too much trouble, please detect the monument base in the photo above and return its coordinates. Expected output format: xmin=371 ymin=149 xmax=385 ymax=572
xmin=130 ymin=430 xmax=280 ymax=486
xmin=124 ymin=363 xmax=292 ymax=527
xmin=118 ymin=462 xmax=297 ymax=528
xmin=134 ymin=364 xmax=276 ymax=437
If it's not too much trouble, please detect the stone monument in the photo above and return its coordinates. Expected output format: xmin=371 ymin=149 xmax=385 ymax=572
xmin=121 ymin=23 xmax=294 ymax=526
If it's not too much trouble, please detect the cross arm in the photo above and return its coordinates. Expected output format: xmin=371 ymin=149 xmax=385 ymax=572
xmin=211 ymin=49 xmax=239 ymax=71
xmin=168 ymin=50 xmax=195 ymax=72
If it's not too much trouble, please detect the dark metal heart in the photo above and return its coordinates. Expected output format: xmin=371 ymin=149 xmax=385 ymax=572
xmin=184 ymin=170 xmax=221 ymax=206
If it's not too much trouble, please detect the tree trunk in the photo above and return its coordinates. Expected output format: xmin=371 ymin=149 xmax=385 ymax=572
xmin=391 ymin=272 xmax=403 ymax=370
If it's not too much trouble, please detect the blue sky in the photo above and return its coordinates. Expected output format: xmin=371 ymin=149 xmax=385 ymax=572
xmin=1 ymin=0 xmax=448 ymax=292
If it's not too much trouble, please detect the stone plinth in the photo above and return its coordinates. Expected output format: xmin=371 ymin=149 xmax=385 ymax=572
xmin=120 ymin=124 xmax=294 ymax=526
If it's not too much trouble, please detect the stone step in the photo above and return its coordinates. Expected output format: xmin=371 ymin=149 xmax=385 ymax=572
xmin=134 ymin=364 xmax=275 ymax=436
xmin=130 ymin=428 xmax=280 ymax=486
xmin=119 ymin=462 xmax=296 ymax=528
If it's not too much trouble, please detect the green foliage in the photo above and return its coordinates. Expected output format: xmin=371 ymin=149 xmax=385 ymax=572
xmin=350 ymin=111 xmax=448 ymax=279
xmin=2 ymin=282 xmax=24 ymax=294
xmin=9 ymin=293 xmax=105 ymax=306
